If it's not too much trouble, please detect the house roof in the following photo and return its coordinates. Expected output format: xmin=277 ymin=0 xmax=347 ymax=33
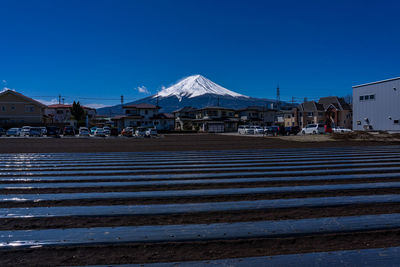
xmin=154 ymin=113 xmax=175 ymax=119
xmin=298 ymin=101 xmax=325 ymax=112
xmin=47 ymin=104 xmax=96 ymax=110
xmin=0 ymin=89 xmax=47 ymax=108
xmin=123 ymin=103 xmax=159 ymax=109
xmin=173 ymin=106 xmax=198 ymax=113
xmin=318 ymin=96 xmax=351 ymax=111
xmin=198 ymin=106 xmax=235 ymax=111
xmin=237 ymin=106 xmax=265 ymax=112
xmin=111 ymin=115 xmax=143 ymax=120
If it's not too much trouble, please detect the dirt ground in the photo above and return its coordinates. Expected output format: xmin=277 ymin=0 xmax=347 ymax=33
xmin=1 ymin=135 xmax=400 ymax=266
xmin=0 ymin=134 xmax=398 ymax=153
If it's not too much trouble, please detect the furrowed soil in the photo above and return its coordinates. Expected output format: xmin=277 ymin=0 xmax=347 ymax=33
xmin=1 ymin=136 xmax=400 ymax=266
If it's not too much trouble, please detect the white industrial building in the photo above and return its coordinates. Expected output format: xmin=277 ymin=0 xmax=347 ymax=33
xmin=353 ymin=77 xmax=400 ymax=131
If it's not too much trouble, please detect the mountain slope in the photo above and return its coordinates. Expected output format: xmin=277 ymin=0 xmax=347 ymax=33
xmin=97 ymin=75 xmax=289 ymax=115
xmin=154 ymin=75 xmax=248 ymax=100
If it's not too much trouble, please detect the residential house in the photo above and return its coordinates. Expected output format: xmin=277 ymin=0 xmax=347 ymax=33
xmin=0 ymin=89 xmax=47 ymax=127
xmin=113 ymin=103 xmax=162 ymax=131
xmin=297 ymin=101 xmax=326 ymax=128
xmin=280 ymin=109 xmax=298 ymax=128
xmin=173 ymin=106 xmax=197 ymax=130
xmin=153 ymin=112 xmax=175 ymax=131
xmin=193 ymin=106 xmax=238 ymax=132
xmin=45 ymin=104 xmax=97 ymax=126
xmin=318 ymin=96 xmax=352 ymax=129
xmin=236 ymin=106 xmax=277 ymax=126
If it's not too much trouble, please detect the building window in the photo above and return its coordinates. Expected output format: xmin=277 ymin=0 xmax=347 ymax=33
xmin=145 ymin=110 xmax=148 ymax=115
xmin=360 ymin=94 xmax=375 ymax=101
xmin=11 ymin=105 xmax=15 ymax=110
xmin=1 ymin=106 xmax=5 ymax=111
xmin=307 ymin=112 xmax=313 ymax=116
xmin=57 ymin=110 xmax=63 ymax=114
xmin=394 ymin=120 xmax=399 ymax=124
xmin=24 ymin=105 xmax=34 ymax=112
xmin=357 ymin=121 xmax=361 ymax=125
xmin=318 ymin=112 xmax=324 ymax=116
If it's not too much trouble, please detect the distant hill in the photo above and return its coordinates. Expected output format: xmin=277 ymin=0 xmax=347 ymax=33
xmin=97 ymin=75 xmax=294 ymax=115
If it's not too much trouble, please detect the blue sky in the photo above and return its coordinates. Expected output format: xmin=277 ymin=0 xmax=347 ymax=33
xmin=1 ymin=0 xmax=400 ymax=107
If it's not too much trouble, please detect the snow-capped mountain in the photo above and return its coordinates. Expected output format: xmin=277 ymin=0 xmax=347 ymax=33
xmin=153 ymin=75 xmax=249 ymax=101
xmin=97 ymin=75 xmax=293 ymax=115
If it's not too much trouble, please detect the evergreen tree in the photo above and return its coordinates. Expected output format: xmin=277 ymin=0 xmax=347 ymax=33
xmin=70 ymin=101 xmax=85 ymax=123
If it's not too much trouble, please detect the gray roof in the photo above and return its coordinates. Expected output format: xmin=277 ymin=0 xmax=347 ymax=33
xmin=298 ymin=101 xmax=324 ymax=112
xmin=318 ymin=96 xmax=351 ymax=111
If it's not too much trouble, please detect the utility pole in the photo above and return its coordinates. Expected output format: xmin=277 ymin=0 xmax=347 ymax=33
xmin=291 ymin=96 xmax=295 ymax=106
xmin=58 ymin=94 xmax=61 ymax=104
xmin=276 ymin=84 xmax=280 ymax=110
xmin=62 ymin=98 xmax=65 ymax=105
xmin=120 ymin=95 xmax=124 ymax=106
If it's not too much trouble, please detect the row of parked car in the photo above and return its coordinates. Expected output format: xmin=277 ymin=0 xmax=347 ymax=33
xmin=0 ymin=126 xmax=158 ymax=137
xmin=238 ymin=124 xmax=352 ymax=136
xmin=238 ymin=125 xmax=300 ymax=136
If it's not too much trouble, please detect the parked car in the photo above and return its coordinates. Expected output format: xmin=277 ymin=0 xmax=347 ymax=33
xmin=285 ymin=126 xmax=300 ymax=135
xmin=103 ymin=126 xmax=111 ymax=136
xmin=146 ymin=128 xmax=158 ymax=136
xmin=238 ymin=125 xmax=254 ymax=135
xmin=94 ymin=128 xmax=106 ymax=137
xmin=39 ymin=127 xmax=47 ymax=135
xmin=135 ymin=127 xmax=147 ymax=137
xmin=0 ymin=127 xmax=5 ymax=136
xmin=63 ymin=126 xmax=75 ymax=136
xmin=250 ymin=126 xmax=264 ymax=134
xmin=121 ymin=127 xmax=134 ymax=137
xmin=46 ymin=126 xmax=60 ymax=137
xmin=6 ymin=128 xmax=21 ymax=137
xmin=332 ymin=126 xmax=352 ymax=133
xmin=21 ymin=126 xmax=31 ymax=136
xmin=29 ymin=127 xmax=43 ymax=137
xmin=90 ymin=127 xmax=97 ymax=135
xmin=110 ymin=128 xmax=119 ymax=136
xmin=264 ymin=126 xmax=279 ymax=136
xmin=301 ymin=124 xmax=325 ymax=135
xmin=79 ymin=127 xmax=90 ymax=136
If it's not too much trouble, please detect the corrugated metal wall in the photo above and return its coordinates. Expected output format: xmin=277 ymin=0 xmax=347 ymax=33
xmin=353 ymin=79 xmax=400 ymax=131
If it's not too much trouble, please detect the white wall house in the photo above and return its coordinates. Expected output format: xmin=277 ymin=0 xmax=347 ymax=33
xmin=353 ymin=77 xmax=400 ymax=131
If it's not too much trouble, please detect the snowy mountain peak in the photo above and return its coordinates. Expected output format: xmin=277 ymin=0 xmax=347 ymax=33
xmin=153 ymin=75 xmax=249 ymax=101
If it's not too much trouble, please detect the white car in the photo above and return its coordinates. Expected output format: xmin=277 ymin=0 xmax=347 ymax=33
xmin=250 ymin=126 xmax=264 ymax=134
xmin=21 ymin=126 xmax=31 ymax=136
xmin=79 ymin=127 xmax=90 ymax=136
xmin=146 ymin=128 xmax=157 ymax=136
xmin=238 ymin=125 xmax=254 ymax=135
xmin=94 ymin=128 xmax=106 ymax=137
xmin=40 ymin=127 xmax=47 ymax=135
xmin=135 ymin=127 xmax=147 ymax=137
xmin=103 ymin=126 xmax=111 ymax=135
xmin=333 ymin=127 xmax=352 ymax=133
xmin=6 ymin=128 xmax=21 ymax=137
xmin=301 ymin=124 xmax=325 ymax=135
